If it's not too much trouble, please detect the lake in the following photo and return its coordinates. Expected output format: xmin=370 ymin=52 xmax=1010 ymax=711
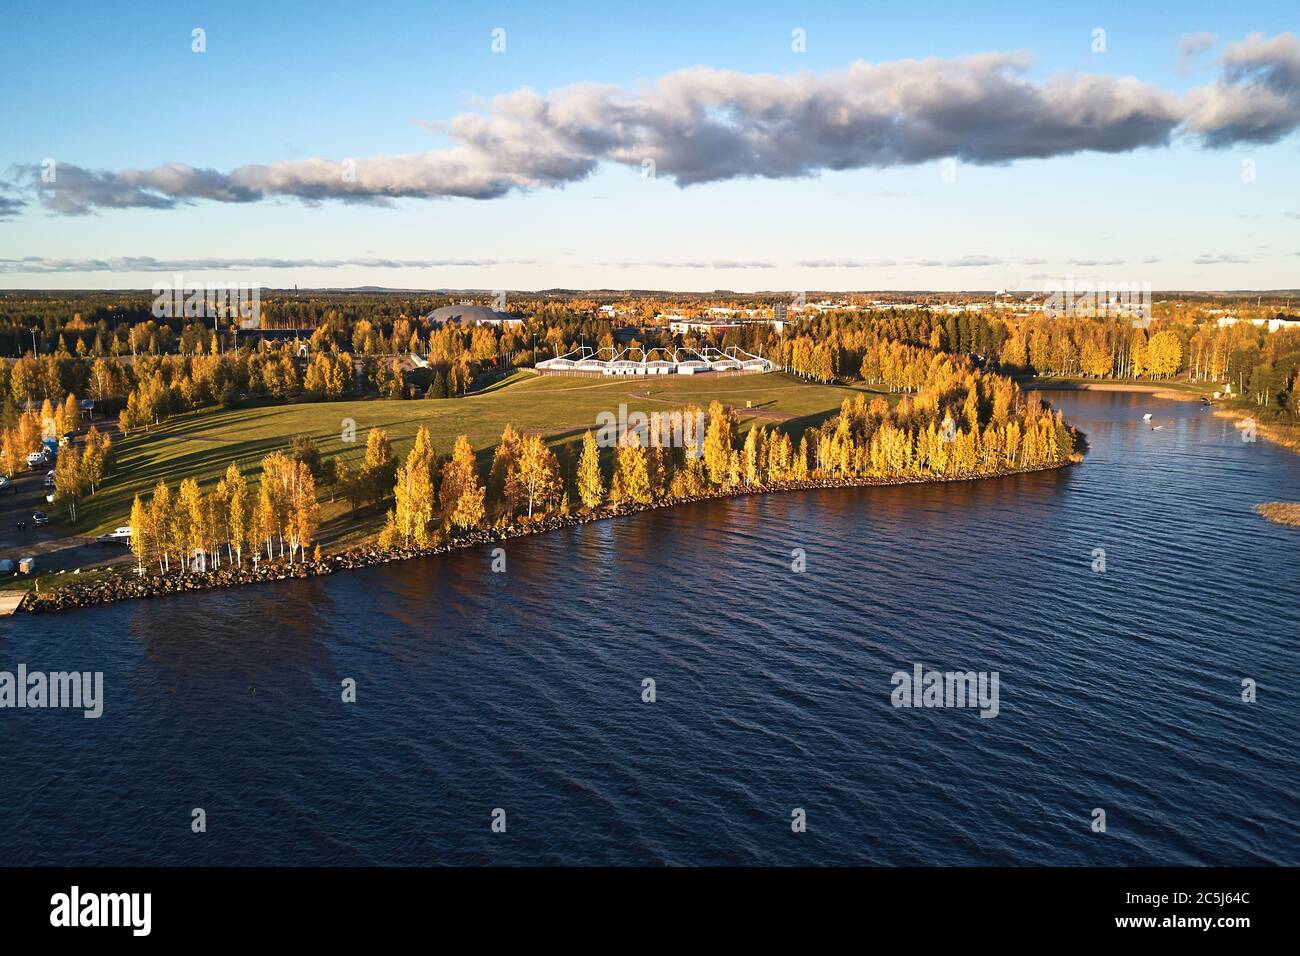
xmin=1 ymin=390 xmax=1297 ymax=865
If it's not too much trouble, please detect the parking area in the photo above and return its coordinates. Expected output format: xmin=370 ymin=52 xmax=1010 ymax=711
xmin=0 ymin=455 xmax=133 ymax=577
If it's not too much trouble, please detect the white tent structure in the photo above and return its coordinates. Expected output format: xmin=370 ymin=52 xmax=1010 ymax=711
xmin=536 ymin=346 xmax=775 ymax=377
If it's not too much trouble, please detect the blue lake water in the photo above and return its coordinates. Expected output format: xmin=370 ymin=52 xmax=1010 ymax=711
xmin=1 ymin=390 xmax=1298 ymax=865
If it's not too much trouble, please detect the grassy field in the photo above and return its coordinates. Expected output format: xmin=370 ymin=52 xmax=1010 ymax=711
xmin=73 ymin=371 xmax=879 ymax=537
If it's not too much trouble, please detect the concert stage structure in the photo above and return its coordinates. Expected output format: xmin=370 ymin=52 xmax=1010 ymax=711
xmin=535 ymin=345 xmax=775 ymax=377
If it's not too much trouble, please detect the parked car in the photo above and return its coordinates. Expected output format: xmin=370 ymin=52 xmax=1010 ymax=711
xmin=44 ymin=470 xmax=55 ymax=487
xmin=0 ymin=559 xmax=14 ymax=574
xmin=96 ymin=527 xmax=133 ymax=545
xmin=26 ymin=450 xmax=47 ymax=468
xmin=0 ymin=476 xmax=10 ymax=491
xmin=31 ymin=511 xmax=48 ymax=527
xmin=44 ymin=492 xmax=55 ymax=504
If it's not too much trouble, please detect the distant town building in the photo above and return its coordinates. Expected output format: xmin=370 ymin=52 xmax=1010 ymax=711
xmin=424 ymin=304 xmax=524 ymax=328
xmin=1217 ymin=314 xmax=1300 ymax=333
xmin=668 ymin=318 xmax=741 ymax=334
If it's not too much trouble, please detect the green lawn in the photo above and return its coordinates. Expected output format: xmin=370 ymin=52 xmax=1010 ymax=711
xmin=74 ymin=371 xmax=878 ymax=535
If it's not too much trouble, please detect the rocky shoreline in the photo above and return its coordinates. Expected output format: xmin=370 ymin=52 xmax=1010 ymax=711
xmin=22 ymin=460 xmax=1074 ymax=614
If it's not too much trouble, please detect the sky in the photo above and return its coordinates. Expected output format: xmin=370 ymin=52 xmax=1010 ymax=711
xmin=1 ymin=0 xmax=1298 ymax=292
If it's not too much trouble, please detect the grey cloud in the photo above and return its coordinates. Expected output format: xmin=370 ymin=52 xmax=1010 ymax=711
xmin=0 ymin=193 xmax=26 ymax=219
xmin=1068 ymin=258 xmax=1127 ymax=266
xmin=1186 ymin=33 xmax=1300 ymax=145
xmin=21 ymin=34 xmax=1300 ymax=215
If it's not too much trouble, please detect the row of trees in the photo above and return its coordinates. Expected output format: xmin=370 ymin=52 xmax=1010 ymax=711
xmin=998 ymin=322 xmax=1185 ymax=379
xmin=128 ymin=452 xmax=320 ymax=574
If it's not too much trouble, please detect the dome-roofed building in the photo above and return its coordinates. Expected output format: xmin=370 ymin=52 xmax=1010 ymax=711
xmin=424 ymin=304 xmax=523 ymax=328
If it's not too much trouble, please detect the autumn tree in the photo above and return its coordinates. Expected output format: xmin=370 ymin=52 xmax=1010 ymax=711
xmin=147 ymin=480 xmax=173 ymax=573
xmin=440 ymin=435 xmax=485 ymax=531
xmin=387 ymin=431 xmax=436 ymax=547
xmin=609 ymin=432 xmax=652 ymax=505
xmin=507 ymin=434 xmax=563 ymax=519
xmin=129 ymin=494 xmax=148 ymax=574
xmin=702 ymin=401 xmax=738 ymax=487
xmin=53 ymin=445 xmax=84 ymax=523
xmin=575 ymin=429 xmax=605 ymax=510
xmin=361 ymin=428 xmax=397 ymax=508
xmin=488 ymin=423 xmax=520 ymax=514
xmin=222 ymin=463 xmax=250 ymax=566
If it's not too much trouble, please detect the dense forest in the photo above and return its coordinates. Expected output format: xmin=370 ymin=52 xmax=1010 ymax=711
xmin=0 ymin=291 xmax=1297 ymax=434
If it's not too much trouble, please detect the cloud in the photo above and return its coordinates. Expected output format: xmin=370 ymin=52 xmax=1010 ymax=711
xmin=1178 ymin=32 xmax=1218 ymax=69
xmin=603 ymin=260 xmax=777 ymax=270
xmin=0 ymin=256 xmax=534 ymax=274
xmin=0 ymin=193 xmax=25 ymax=219
xmin=1067 ymin=258 xmax=1127 ymax=266
xmin=1185 ymin=33 xmax=1300 ymax=145
xmin=918 ymin=255 xmax=1005 ymax=268
xmin=19 ymin=33 xmax=1300 ymax=215
xmin=795 ymin=259 xmax=898 ymax=268
xmin=1192 ymin=253 xmax=1251 ymax=265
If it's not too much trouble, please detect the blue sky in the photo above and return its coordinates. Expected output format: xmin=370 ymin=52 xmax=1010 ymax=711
xmin=1 ymin=0 xmax=1297 ymax=291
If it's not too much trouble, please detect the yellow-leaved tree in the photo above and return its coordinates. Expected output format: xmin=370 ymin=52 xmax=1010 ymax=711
xmin=576 ymin=430 xmax=605 ymax=511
